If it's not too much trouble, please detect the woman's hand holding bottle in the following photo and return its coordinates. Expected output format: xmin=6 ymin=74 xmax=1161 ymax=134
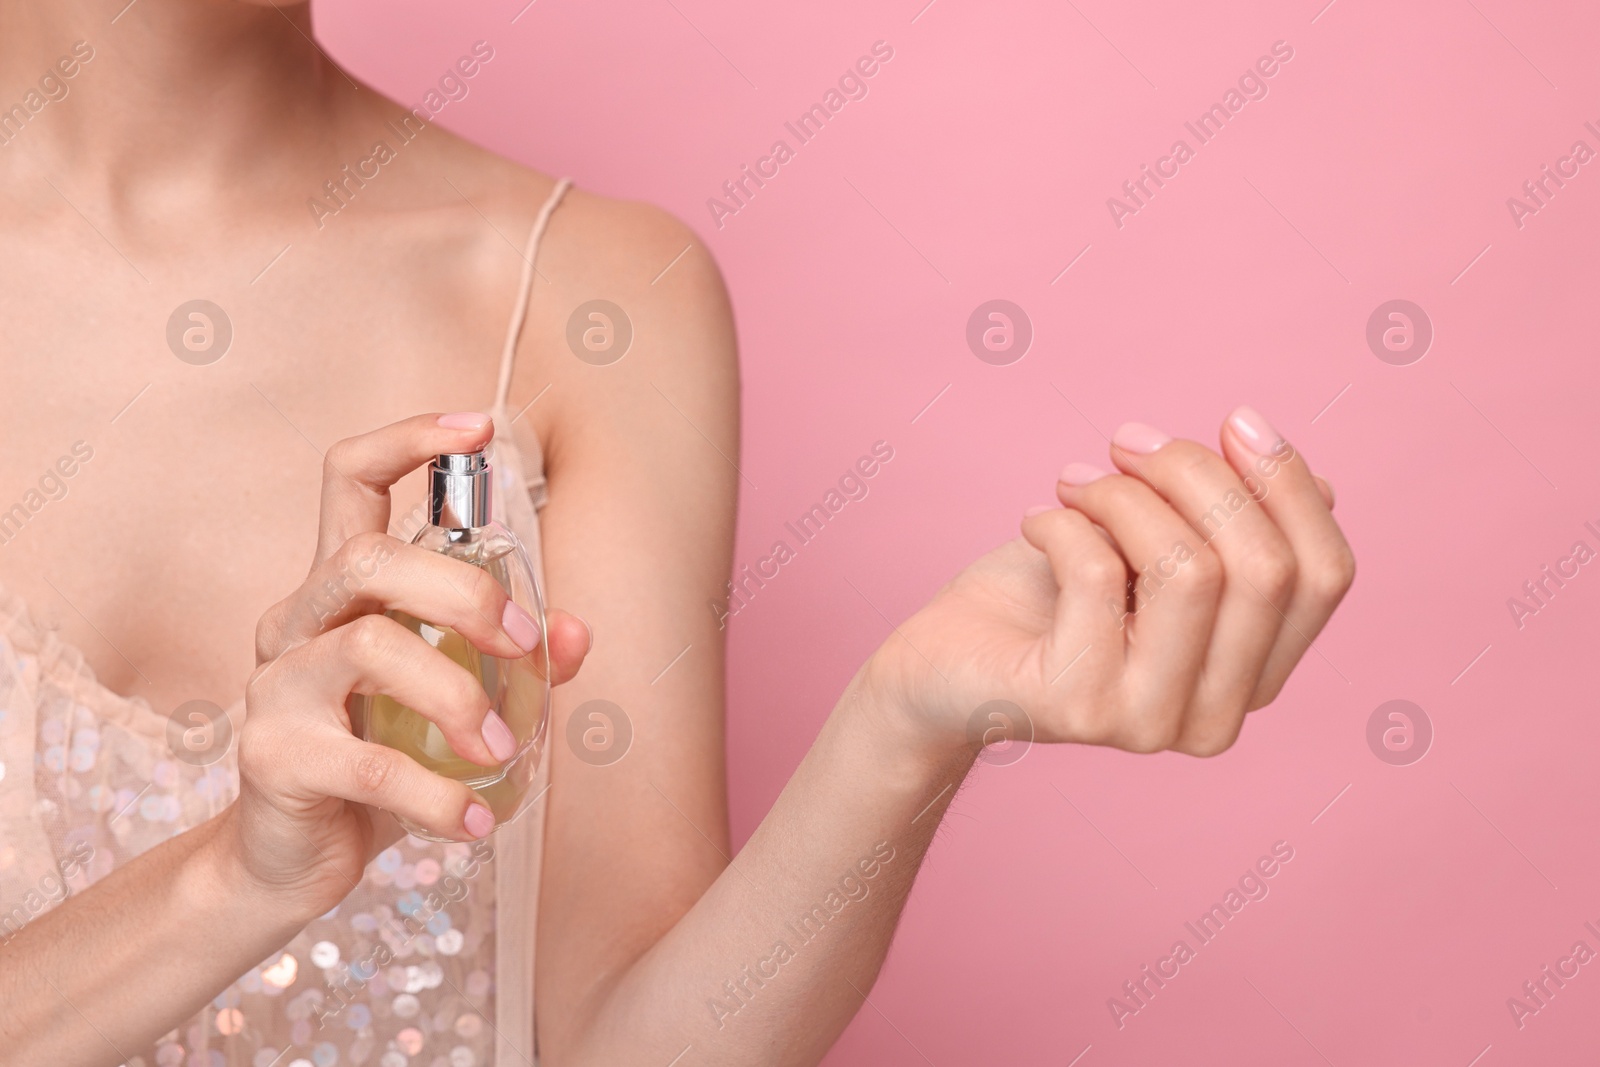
xmin=222 ymin=413 xmax=591 ymax=922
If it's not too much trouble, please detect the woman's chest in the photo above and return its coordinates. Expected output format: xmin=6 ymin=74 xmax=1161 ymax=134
xmin=0 ymin=269 xmax=514 ymax=712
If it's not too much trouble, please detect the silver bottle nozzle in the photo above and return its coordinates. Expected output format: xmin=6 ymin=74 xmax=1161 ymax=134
xmin=430 ymin=451 xmax=492 ymax=530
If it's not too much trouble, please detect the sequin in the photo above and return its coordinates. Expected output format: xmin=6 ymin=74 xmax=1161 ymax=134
xmin=5 ymin=577 xmax=522 ymax=1067
xmin=400 ymin=968 xmax=427 ymax=994
xmin=153 ymin=760 xmax=180 ymax=789
xmin=194 ymin=766 xmax=231 ymax=801
xmin=285 ymin=990 xmax=322 ymax=1022
xmin=262 ymin=953 xmax=299 ymax=989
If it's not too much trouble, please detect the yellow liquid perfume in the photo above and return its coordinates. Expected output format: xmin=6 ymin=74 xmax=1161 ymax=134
xmin=358 ymin=449 xmax=550 ymax=841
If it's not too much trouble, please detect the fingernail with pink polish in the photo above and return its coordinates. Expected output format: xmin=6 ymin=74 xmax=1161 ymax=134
xmin=1229 ymin=406 xmax=1283 ymax=455
xmin=502 ymin=601 xmax=541 ymax=653
xmin=1111 ymin=422 xmax=1172 ymax=455
xmin=464 ymin=803 xmax=495 ymax=839
xmin=1024 ymin=504 xmax=1057 ymax=517
xmin=481 ymin=711 xmax=517 ymax=762
xmin=439 ymin=411 xmax=491 ymax=430
xmin=1058 ymin=462 xmax=1110 ymax=486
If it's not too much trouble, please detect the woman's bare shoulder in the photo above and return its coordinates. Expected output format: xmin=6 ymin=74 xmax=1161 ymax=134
xmin=414 ymin=127 xmax=719 ymax=292
xmin=415 ymin=134 xmax=738 ymax=437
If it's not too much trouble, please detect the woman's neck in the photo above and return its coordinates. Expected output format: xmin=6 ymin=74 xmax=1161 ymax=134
xmin=0 ymin=0 xmax=356 ymax=205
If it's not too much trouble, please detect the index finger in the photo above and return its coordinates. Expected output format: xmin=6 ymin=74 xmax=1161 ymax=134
xmin=313 ymin=412 xmax=496 ymax=566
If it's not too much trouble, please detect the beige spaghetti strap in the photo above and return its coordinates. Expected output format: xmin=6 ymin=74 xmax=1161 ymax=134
xmin=494 ymin=177 xmax=573 ymax=412
xmin=490 ymin=176 xmax=570 ymax=1067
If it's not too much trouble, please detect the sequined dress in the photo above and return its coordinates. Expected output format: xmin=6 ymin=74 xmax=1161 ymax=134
xmin=0 ymin=179 xmax=573 ymax=1067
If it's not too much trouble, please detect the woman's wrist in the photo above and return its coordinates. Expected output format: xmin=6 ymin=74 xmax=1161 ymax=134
xmin=840 ymin=652 xmax=979 ymax=793
xmin=190 ymin=804 xmax=333 ymax=934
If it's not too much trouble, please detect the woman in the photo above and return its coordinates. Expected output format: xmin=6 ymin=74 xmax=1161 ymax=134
xmin=0 ymin=2 xmax=1354 ymax=1065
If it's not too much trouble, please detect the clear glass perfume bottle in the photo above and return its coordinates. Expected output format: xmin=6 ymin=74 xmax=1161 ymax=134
xmin=357 ymin=449 xmax=550 ymax=842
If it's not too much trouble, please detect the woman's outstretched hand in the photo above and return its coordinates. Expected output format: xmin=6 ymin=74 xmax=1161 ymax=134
xmin=867 ymin=406 xmax=1354 ymax=759
xmin=227 ymin=413 xmax=592 ymax=921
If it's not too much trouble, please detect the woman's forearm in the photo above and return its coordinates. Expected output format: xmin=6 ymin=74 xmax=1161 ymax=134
xmin=0 ymin=810 xmax=311 ymax=1065
xmin=556 ymin=669 xmax=976 ymax=1067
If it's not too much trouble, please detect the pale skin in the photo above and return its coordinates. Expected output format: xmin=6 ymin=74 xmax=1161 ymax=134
xmin=0 ymin=2 xmax=1354 ymax=1065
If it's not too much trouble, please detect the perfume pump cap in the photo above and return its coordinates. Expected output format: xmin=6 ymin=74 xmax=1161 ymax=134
xmin=430 ymin=450 xmax=492 ymax=529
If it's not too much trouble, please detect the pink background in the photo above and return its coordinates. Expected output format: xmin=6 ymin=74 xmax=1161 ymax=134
xmin=321 ymin=1 xmax=1600 ymax=1063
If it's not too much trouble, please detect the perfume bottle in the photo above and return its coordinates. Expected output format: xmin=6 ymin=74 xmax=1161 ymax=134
xmin=358 ymin=449 xmax=550 ymax=842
